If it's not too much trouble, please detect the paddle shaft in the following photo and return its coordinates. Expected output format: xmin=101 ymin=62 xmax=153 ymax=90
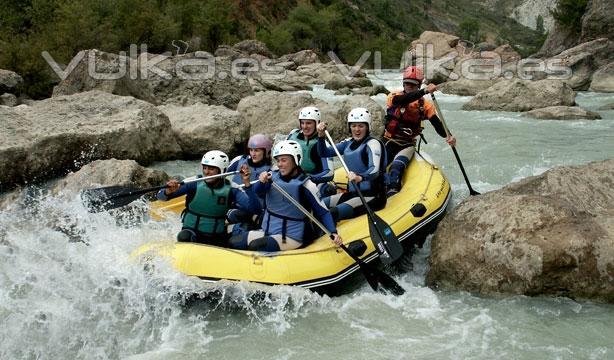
xmin=323 ymin=130 xmax=395 ymax=258
xmin=430 ymin=93 xmax=480 ymax=196
xmin=108 ymin=170 xmax=239 ymax=200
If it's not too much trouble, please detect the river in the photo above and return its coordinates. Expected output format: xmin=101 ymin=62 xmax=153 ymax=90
xmin=1 ymin=72 xmax=613 ymax=359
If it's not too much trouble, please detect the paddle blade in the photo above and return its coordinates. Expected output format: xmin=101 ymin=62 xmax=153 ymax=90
xmin=81 ymin=184 xmax=164 ymax=212
xmin=376 ymin=272 xmax=406 ymax=295
xmin=368 ymin=212 xmax=403 ymax=265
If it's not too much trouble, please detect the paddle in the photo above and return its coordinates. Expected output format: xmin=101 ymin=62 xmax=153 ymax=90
xmin=430 ymin=93 xmax=480 ymax=196
xmin=82 ymin=171 xmax=239 ymax=212
xmin=269 ymin=181 xmax=405 ymax=295
xmin=323 ymin=130 xmax=403 ymax=264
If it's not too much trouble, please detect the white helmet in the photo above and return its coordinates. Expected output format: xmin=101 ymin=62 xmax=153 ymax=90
xmin=201 ymin=150 xmax=229 ymax=172
xmin=347 ymin=107 xmax=371 ymax=128
xmin=298 ymin=106 xmax=321 ymax=123
xmin=272 ymin=140 xmax=302 ymax=166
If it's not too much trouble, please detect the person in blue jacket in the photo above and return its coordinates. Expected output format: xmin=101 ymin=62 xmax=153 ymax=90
xmin=287 ymin=106 xmax=334 ymax=194
xmin=157 ymin=150 xmax=261 ymax=247
xmin=229 ymin=140 xmax=342 ymax=252
xmin=316 ymin=108 xmax=387 ymax=221
xmin=226 ymin=133 xmax=273 ymax=228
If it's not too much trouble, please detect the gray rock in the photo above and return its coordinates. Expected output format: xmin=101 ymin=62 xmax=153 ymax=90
xmin=277 ymin=50 xmax=320 ymax=67
xmin=52 ymin=49 xmax=254 ymax=109
xmin=427 ymin=159 xmax=614 ymax=303
xmin=598 ymin=102 xmax=614 ymax=110
xmin=233 ymin=40 xmax=274 ymax=58
xmin=580 ymin=0 xmax=614 ymax=44
xmin=52 ymin=159 xmax=169 ymax=195
xmin=462 ymin=79 xmax=576 ymax=112
xmin=590 ymin=62 xmax=614 ymax=92
xmin=525 ymin=106 xmax=602 ymax=120
xmin=409 ymin=31 xmax=460 ymax=59
xmin=0 ymin=93 xmax=17 ymax=107
xmin=236 ymin=92 xmax=384 ymax=140
xmin=0 ymin=91 xmax=181 ymax=192
xmin=548 ymin=38 xmax=614 ymax=90
xmin=439 ymin=78 xmax=497 ymax=96
xmin=157 ymin=103 xmax=248 ymax=157
xmin=0 ymin=69 xmax=23 ymax=93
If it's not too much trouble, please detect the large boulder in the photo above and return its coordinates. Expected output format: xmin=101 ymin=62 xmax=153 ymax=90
xmin=248 ymin=62 xmax=372 ymax=92
xmin=0 ymin=69 xmax=23 ymax=94
xmin=157 ymin=103 xmax=248 ymax=157
xmin=426 ymin=159 xmax=614 ymax=303
xmin=277 ymin=50 xmax=320 ymax=67
xmin=548 ymin=38 xmax=614 ymax=90
xmin=439 ymin=78 xmax=497 ymax=96
xmin=0 ymin=91 xmax=181 ymax=192
xmin=52 ymin=159 xmax=169 ymax=195
xmin=590 ymin=62 xmax=614 ymax=92
xmin=409 ymin=31 xmax=460 ymax=60
xmin=524 ymin=106 xmax=601 ymax=120
xmin=233 ymin=40 xmax=274 ymax=58
xmin=462 ymin=79 xmax=576 ymax=112
xmin=52 ymin=49 xmax=254 ymax=109
xmin=236 ymin=92 xmax=384 ymax=140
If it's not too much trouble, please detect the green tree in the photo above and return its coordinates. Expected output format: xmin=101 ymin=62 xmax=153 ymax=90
xmin=458 ymin=18 xmax=480 ymax=42
xmin=551 ymin=0 xmax=588 ymax=32
xmin=536 ymin=15 xmax=545 ymax=34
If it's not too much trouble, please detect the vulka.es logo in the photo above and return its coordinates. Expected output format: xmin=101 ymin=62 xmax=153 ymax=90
xmin=42 ymin=41 xmax=572 ymax=82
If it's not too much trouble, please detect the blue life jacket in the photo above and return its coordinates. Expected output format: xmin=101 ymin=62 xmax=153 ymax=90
xmin=261 ymin=171 xmax=307 ymax=241
xmin=182 ymin=180 xmax=231 ymax=235
xmin=342 ymin=136 xmax=385 ymax=193
xmin=231 ymin=156 xmax=272 ymax=184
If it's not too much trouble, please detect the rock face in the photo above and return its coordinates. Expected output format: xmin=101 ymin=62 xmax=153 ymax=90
xmin=427 ymin=159 xmax=614 ymax=303
xmin=550 ymin=38 xmax=614 ymax=90
xmin=249 ymin=62 xmax=372 ymax=92
xmin=579 ymin=0 xmax=614 ymax=43
xmin=0 ymin=69 xmax=23 ymax=94
xmin=524 ymin=106 xmax=602 ymax=120
xmin=236 ymin=92 xmax=384 ymax=140
xmin=439 ymin=78 xmax=497 ymax=96
xmin=510 ymin=0 xmax=557 ymax=32
xmin=0 ymin=91 xmax=181 ymax=192
xmin=157 ymin=103 xmax=248 ymax=157
xmin=52 ymin=159 xmax=169 ymax=195
xmin=590 ymin=62 xmax=614 ymax=92
xmin=52 ymin=49 xmax=254 ymax=109
xmin=462 ymin=79 xmax=576 ymax=112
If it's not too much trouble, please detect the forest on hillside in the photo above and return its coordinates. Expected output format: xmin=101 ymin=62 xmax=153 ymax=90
xmin=0 ymin=0 xmax=566 ymax=98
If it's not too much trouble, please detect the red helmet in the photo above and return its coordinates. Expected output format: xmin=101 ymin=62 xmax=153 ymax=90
xmin=402 ymin=66 xmax=424 ymax=84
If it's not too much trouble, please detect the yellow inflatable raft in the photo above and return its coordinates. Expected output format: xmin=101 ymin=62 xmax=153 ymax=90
xmin=132 ymin=152 xmax=451 ymax=294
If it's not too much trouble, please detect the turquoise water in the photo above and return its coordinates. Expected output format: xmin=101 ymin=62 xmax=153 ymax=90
xmin=1 ymin=73 xmax=613 ymax=359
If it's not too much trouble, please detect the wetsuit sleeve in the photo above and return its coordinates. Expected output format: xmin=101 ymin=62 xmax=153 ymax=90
xmin=356 ymin=139 xmax=383 ymax=181
xmin=252 ymin=179 xmax=271 ymax=198
xmin=302 ymin=181 xmax=337 ymax=234
xmin=227 ymin=156 xmax=241 ymax=172
xmin=156 ymin=181 xmax=195 ymax=201
xmin=317 ymin=137 xmax=349 ymax=158
xmin=308 ymin=147 xmax=334 ymax=183
xmin=230 ymin=186 xmax=262 ymax=214
xmin=391 ymin=89 xmax=428 ymax=107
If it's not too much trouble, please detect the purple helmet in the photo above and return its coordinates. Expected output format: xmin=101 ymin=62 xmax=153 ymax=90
xmin=247 ymin=133 xmax=273 ymax=156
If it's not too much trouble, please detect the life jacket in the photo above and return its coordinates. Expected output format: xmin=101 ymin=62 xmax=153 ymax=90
xmin=342 ymin=136 xmax=387 ymax=196
xmin=288 ymin=129 xmax=318 ymax=174
xmin=182 ymin=180 xmax=231 ymax=235
xmin=261 ymin=171 xmax=307 ymax=241
xmin=385 ymin=91 xmax=430 ymax=142
xmin=231 ymin=155 xmax=271 ymax=184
